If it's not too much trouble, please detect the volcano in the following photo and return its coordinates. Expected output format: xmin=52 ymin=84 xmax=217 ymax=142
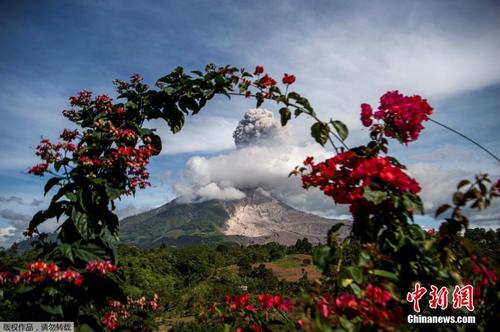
xmin=120 ymin=188 xmax=348 ymax=248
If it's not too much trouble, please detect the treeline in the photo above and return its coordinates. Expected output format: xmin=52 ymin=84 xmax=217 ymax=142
xmin=1 ymin=238 xmax=314 ymax=318
xmin=1 ymin=229 xmax=498 ymax=330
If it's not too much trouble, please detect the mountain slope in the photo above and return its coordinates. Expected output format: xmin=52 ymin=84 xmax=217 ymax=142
xmin=120 ymin=188 xmax=348 ymax=247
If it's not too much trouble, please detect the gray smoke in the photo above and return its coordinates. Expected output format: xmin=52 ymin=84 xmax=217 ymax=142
xmin=232 ymin=109 xmax=283 ymax=148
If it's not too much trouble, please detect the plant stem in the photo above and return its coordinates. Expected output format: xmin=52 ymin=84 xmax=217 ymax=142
xmin=429 ymin=118 xmax=500 ymax=163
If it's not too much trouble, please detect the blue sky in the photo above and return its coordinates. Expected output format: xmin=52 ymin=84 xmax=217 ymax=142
xmin=1 ymin=0 xmax=499 ymax=247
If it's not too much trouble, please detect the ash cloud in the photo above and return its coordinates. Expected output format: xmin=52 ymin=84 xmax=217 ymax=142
xmin=172 ymin=108 xmax=345 ymax=217
xmin=232 ymin=109 xmax=284 ymax=148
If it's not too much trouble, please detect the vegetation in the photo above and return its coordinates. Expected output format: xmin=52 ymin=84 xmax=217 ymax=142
xmin=1 ymin=230 xmax=498 ymax=330
xmin=0 ymin=63 xmax=498 ymax=331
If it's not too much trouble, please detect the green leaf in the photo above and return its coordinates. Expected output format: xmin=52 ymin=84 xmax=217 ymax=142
xmin=287 ymin=91 xmax=301 ymax=101
xmin=256 ymin=94 xmax=264 ymax=108
xmin=162 ymin=108 xmax=185 ymax=133
xmin=40 ymin=304 xmax=64 ymax=317
xmin=71 ymin=207 xmax=89 ymax=239
xmin=340 ymin=278 xmax=353 ymax=287
xmin=179 ymin=96 xmax=199 ymax=113
xmin=363 ymin=187 xmax=388 ymax=205
xmin=312 ymin=245 xmax=331 ymax=272
xmin=105 ymin=184 xmax=122 ymax=201
xmin=330 ymin=120 xmax=348 ymax=140
xmin=28 ymin=202 xmax=66 ymax=233
xmin=329 ymin=223 xmax=345 ymax=234
xmin=339 ymin=316 xmax=355 ymax=332
xmin=77 ymin=324 xmax=95 ymax=332
xmin=28 ymin=211 xmax=45 ymax=233
xmin=403 ymin=194 xmax=424 ymax=215
xmin=147 ymin=133 xmax=162 ymax=155
xmin=457 ymin=179 xmax=471 ymax=189
xmin=58 ymin=243 xmax=75 ymax=263
xmin=279 ymin=107 xmax=291 ymax=126
xmin=371 ymin=269 xmax=399 ymax=282
xmin=310 ymin=122 xmax=330 ymax=146
xmin=44 ymin=177 xmax=61 ymax=196
xmin=435 ymin=204 xmax=452 ymax=218
xmin=453 ymin=191 xmax=465 ymax=206
xmin=343 ymin=266 xmax=363 ymax=284
xmin=65 ymin=192 xmax=78 ymax=202
xmin=349 ymin=283 xmax=362 ymax=297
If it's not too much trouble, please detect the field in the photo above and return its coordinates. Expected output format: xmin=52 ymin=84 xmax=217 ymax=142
xmin=261 ymin=254 xmax=321 ymax=282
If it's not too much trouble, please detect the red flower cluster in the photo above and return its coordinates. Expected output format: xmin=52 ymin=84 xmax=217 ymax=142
xmin=223 ymin=293 xmax=292 ymax=313
xmin=102 ymin=311 xmax=118 ymax=330
xmin=257 ymin=294 xmax=293 ymax=312
xmin=29 ymin=136 xmax=79 ymax=176
xmin=95 ymin=95 xmax=113 ymax=113
xmin=1 ymin=261 xmax=83 ymax=286
xmin=260 ymin=74 xmax=277 ymax=87
xmin=127 ymin=294 xmax=160 ymax=311
xmin=316 ymin=285 xmax=398 ymax=328
xmin=60 ymin=129 xmax=79 ymax=141
xmin=101 ymin=295 xmax=159 ymax=330
xmin=282 ymin=73 xmax=296 ymax=85
xmin=112 ymin=144 xmax=157 ymax=191
xmin=69 ymin=90 xmax=92 ymax=107
xmin=85 ymin=260 xmax=119 ymax=276
xmin=254 ymin=65 xmax=264 ymax=75
xmin=236 ymin=324 xmax=262 ymax=332
xmin=217 ymin=293 xmax=293 ymax=332
xmin=225 ymin=293 xmax=255 ymax=312
xmin=0 ymin=272 xmax=10 ymax=285
xmin=360 ymin=103 xmax=373 ymax=127
xmin=35 ymin=139 xmax=61 ymax=163
xmin=301 ymin=152 xmax=420 ymax=210
xmin=361 ymin=91 xmax=433 ymax=143
xmin=464 ymin=256 xmax=498 ymax=302
xmin=130 ymin=73 xmax=143 ymax=84
xmin=29 ymin=163 xmax=49 ymax=176
xmin=113 ymin=128 xmax=137 ymax=141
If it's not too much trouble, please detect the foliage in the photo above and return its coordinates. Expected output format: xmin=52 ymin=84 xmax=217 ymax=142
xmin=0 ymin=63 xmax=498 ymax=330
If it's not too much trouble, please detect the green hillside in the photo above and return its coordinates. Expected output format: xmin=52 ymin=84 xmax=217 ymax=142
xmin=120 ymin=199 xmax=245 ymax=247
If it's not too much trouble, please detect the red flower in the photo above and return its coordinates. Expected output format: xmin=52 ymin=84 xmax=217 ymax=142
xmin=29 ymin=163 xmax=49 ymax=176
xmin=130 ymin=73 xmax=143 ymax=84
xmin=299 ymin=152 xmax=421 ymax=220
xmin=0 ymin=272 xmax=10 ymax=285
xmin=60 ymin=129 xmax=79 ymax=141
xmin=258 ymin=294 xmax=275 ymax=309
xmin=360 ymin=103 xmax=373 ymax=127
xmin=260 ymin=75 xmax=277 ymax=87
xmin=335 ymin=293 xmax=358 ymax=309
xmin=69 ymin=90 xmax=92 ymax=106
xmin=254 ymin=65 xmax=264 ymax=75
xmin=365 ymin=284 xmax=392 ymax=306
xmin=282 ymin=73 xmax=296 ymax=85
xmin=86 ymin=260 xmax=119 ymax=276
xmin=251 ymin=323 xmax=262 ymax=332
xmin=102 ymin=311 xmax=118 ymax=330
xmin=115 ymin=106 xmax=126 ymax=114
xmin=373 ymin=91 xmax=433 ymax=143
xmin=245 ymin=304 xmax=256 ymax=312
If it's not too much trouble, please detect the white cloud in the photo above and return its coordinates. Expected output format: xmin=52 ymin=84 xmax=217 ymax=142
xmin=151 ymin=115 xmax=238 ymax=155
xmin=172 ymin=109 xmax=350 ymax=216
